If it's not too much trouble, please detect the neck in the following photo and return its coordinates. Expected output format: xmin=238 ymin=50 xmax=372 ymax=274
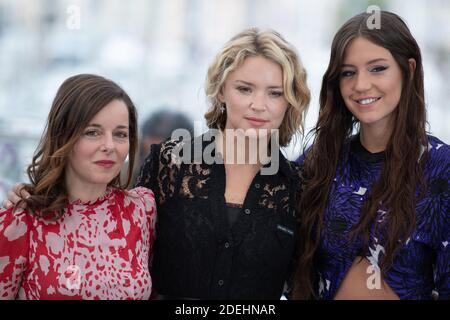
xmin=65 ymin=177 xmax=108 ymax=203
xmin=359 ymin=121 xmax=393 ymax=153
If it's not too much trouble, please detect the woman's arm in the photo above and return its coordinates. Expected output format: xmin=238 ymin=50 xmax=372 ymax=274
xmin=0 ymin=208 xmax=31 ymax=299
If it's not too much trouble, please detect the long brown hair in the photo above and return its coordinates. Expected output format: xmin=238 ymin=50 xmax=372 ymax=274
xmin=293 ymin=11 xmax=428 ymax=299
xmin=20 ymin=74 xmax=138 ymax=219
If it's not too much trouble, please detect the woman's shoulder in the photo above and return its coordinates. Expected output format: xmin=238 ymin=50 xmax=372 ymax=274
xmin=126 ymin=186 xmax=155 ymax=200
xmin=287 ymin=159 xmax=303 ymax=178
xmin=274 ymin=156 xmax=303 ymax=191
xmin=0 ymin=206 xmax=33 ymax=238
xmin=413 ymin=136 xmax=449 ymax=248
xmin=139 ymin=138 xmax=184 ymax=166
xmin=426 ymin=135 xmax=449 ymax=160
xmin=124 ymin=187 xmax=156 ymax=210
xmin=423 ymin=135 xmax=449 ymax=176
xmin=0 ymin=206 xmax=31 ymax=220
xmin=152 ymin=137 xmax=191 ymax=169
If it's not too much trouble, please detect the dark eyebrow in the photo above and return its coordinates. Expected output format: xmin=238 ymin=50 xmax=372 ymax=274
xmin=86 ymin=124 xmax=129 ymax=129
xmin=235 ymin=80 xmax=283 ymax=89
xmin=86 ymin=124 xmax=102 ymax=128
xmin=341 ymin=58 xmax=389 ymax=68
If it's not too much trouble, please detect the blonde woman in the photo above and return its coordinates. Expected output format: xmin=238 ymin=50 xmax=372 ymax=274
xmin=136 ymin=28 xmax=310 ymax=299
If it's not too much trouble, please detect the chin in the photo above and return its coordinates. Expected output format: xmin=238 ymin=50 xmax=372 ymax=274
xmin=89 ymin=175 xmax=117 ymax=185
xmin=354 ymin=114 xmax=381 ymax=125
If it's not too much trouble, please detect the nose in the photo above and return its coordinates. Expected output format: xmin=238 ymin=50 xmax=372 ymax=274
xmin=250 ymin=91 xmax=267 ymax=111
xmin=101 ymin=133 xmax=115 ymax=153
xmin=354 ymin=71 xmax=372 ymax=92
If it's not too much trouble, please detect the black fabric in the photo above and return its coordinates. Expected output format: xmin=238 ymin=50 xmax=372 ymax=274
xmin=350 ymin=133 xmax=386 ymax=163
xmin=135 ymin=131 xmax=302 ymax=299
xmin=225 ymin=203 xmax=242 ymax=227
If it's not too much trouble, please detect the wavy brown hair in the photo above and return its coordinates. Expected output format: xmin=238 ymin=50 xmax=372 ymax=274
xmin=293 ymin=11 xmax=428 ymax=299
xmin=204 ymin=27 xmax=310 ymax=147
xmin=19 ymin=74 xmax=138 ymax=219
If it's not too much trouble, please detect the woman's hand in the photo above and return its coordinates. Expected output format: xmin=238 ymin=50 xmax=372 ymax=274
xmin=2 ymin=183 xmax=29 ymax=209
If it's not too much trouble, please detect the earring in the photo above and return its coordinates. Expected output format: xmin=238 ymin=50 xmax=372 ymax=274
xmin=220 ymin=104 xmax=226 ymax=114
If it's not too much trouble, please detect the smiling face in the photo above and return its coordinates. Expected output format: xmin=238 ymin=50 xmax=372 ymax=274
xmin=339 ymin=37 xmax=404 ymax=130
xmin=219 ymin=55 xmax=289 ymax=135
xmin=66 ymin=99 xmax=130 ymax=190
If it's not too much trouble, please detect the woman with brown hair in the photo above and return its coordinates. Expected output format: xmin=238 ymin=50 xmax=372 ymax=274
xmin=0 ymin=74 xmax=157 ymax=299
xmin=294 ymin=11 xmax=449 ymax=300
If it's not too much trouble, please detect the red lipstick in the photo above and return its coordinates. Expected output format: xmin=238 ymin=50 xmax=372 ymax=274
xmin=95 ymin=160 xmax=116 ymax=168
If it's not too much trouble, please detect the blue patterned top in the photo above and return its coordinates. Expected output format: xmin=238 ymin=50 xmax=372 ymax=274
xmin=298 ymin=134 xmax=449 ymax=300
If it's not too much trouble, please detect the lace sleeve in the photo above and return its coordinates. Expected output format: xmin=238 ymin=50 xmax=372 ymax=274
xmin=135 ymin=143 xmax=161 ymax=191
xmin=135 ymin=140 xmax=183 ymax=206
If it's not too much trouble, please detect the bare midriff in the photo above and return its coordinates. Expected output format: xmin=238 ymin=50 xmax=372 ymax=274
xmin=334 ymin=257 xmax=400 ymax=300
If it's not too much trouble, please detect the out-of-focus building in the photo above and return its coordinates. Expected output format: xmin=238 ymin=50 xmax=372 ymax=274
xmin=0 ymin=0 xmax=448 ymax=201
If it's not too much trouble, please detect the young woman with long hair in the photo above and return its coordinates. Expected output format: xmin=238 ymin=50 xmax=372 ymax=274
xmin=294 ymin=11 xmax=449 ymax=300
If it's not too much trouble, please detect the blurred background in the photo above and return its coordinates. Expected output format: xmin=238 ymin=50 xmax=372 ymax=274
xmin=0 ymin=0 xmax=449 ymax=201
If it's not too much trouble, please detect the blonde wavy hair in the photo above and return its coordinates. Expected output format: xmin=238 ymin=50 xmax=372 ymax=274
xmin=204 ymin=27 xmax=310 ymax=146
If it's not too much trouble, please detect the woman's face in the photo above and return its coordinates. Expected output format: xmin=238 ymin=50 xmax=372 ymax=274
xmin=219 ymin=55 xmax=289 ymax=136
xmin=66 ymin=99 xmax=130 ymax=189
xmin=339 ymin=37 xmax=404 ymax=130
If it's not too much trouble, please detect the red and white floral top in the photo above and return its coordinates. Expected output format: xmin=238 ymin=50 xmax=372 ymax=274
xmin=0 ymin=187 xmax=156 ymax=300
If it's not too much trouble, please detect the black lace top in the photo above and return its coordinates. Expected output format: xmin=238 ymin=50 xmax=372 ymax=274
xmin=135 ymin=131 xmax=302 ymax=299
